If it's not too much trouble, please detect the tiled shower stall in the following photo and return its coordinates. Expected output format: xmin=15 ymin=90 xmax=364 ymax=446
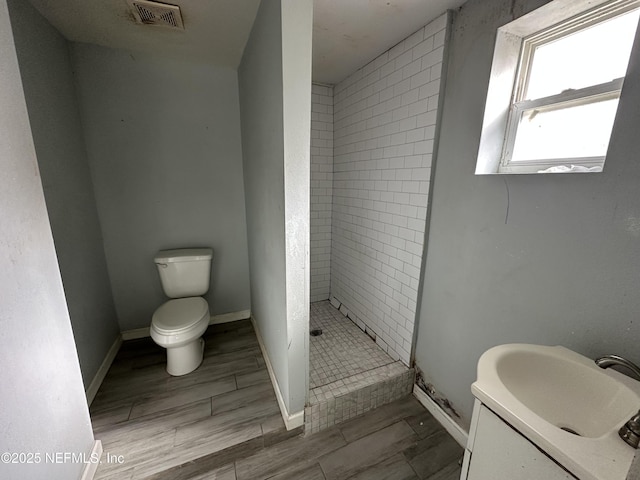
xmin=307 ymin=13 xmax=450 ymax=432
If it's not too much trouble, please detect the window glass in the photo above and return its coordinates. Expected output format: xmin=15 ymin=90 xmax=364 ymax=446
xmin=511 ymin=97 xmax=619 ymax=161
xmin=525 ymin=8 xmax=640 ymax=100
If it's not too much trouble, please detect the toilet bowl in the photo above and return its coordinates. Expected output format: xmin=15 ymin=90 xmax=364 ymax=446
xmin=151 ymin=297 xmax=210 ymax=376
xmin=150 ymin=248 xmax=213 ymax=376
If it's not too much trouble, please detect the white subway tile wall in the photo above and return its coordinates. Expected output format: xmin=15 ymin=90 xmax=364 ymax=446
xmin=310 ymin=84 xmax=334 ymax=302
xmin=331 ymin=14 xmax=449 ymax=365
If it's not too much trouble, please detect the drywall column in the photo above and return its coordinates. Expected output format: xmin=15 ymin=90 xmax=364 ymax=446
xmin=414 ymin=0 xmax=640 ymax=429
xmin=310 ymin=84 xmax=334 ymax=302
xmin=331 ymin=14 xmax=450 ymax=365
xmin=0 ymin=0 xmax=97 ymax=477
xmin=239 ymin=0 xmax=312 ymax=427
xmin=7 ymin=0 xmax=120 ymax=391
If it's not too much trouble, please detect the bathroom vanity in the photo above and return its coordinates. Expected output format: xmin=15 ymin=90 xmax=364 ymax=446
xmin=460 ymin=344 xmax=640 ymax=480
xmin=461 ymin=400 xmax=576 ymax=479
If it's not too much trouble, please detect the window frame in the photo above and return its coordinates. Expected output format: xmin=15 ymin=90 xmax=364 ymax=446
xmin=475 ymin=0 xmax=640 ymax=175
xmin=499 ymin=81 xmax=623 ymax=173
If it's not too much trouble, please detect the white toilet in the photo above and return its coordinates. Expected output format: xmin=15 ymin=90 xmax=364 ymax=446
xmin=150 ymin=248 xmax=213 ymax=376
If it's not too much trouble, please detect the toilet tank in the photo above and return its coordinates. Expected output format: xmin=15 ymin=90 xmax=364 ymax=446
xmin=154 ymin=248 xmax=213 ymax=298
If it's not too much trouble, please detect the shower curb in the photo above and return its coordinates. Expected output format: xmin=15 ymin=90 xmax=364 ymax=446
xmin=304 ymin=366 xmax=415 ymax=435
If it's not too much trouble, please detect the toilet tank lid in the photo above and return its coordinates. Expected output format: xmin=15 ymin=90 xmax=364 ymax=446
xmin=154 ymin=248 xmax=213 ymax=264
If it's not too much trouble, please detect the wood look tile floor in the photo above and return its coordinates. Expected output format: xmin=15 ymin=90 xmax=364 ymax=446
xmin=90 ymin=319 xmax=463 ymax=480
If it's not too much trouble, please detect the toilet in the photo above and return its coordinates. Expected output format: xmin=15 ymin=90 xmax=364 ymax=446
xmin=150 ymin=248 xmax=213 ymax=376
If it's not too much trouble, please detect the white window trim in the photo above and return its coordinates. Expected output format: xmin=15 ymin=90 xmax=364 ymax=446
xmin=475 ymin=0 xmax=640 ymax=175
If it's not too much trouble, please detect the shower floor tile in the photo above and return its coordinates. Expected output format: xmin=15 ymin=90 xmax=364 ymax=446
xmin=307 ymin=301 xmax=414 ymax=434
xmin=309 ymin=300 xmax=395 ymax=390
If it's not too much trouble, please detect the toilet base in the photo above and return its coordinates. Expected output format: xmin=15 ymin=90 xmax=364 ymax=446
xmin=166 ymin=337 xmax=205 ymax=376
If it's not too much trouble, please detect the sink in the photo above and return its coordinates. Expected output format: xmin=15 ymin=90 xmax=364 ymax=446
xmin=496 ymin=346 xmax=638 ymax=438
xmin=472 ymin=344 xmax=640 ymax=480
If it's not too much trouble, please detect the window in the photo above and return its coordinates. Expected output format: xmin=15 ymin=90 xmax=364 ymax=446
xmin=476 ymin=0 xmax=640 ymax=174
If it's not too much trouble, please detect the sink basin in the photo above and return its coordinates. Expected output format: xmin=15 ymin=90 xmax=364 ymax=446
xmin=496 ymin=347 xmax=638 ymax=438
xmin=472 ymin=344 xmax=640 ymax=480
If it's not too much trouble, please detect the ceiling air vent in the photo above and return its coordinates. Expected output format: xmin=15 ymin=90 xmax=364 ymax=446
xmin=127 ymin=0 xmax=184 ymax=29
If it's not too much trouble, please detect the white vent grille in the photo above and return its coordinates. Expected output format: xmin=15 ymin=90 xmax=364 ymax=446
xmin=127 ymin=0 xmax=184 ymax=29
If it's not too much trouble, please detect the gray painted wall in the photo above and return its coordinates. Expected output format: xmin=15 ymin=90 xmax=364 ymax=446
xmin=238 ymin=0 xmax=312 ymax=416
xmin=414 ymin=0 xmax=640 ymax=428
xmin=8 ymin=0 xmax=119 ymax=389
xmin=0 ymin=0 xmax=95 ymax=476
xmin=239 ymin=0 xmax=288 ymax=407
xmin=71 ymin=43 xmax=251 ymax=331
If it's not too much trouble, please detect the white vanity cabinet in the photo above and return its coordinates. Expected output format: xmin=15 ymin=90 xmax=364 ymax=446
xmin=460 ymin=400 xmax=577 ymax=480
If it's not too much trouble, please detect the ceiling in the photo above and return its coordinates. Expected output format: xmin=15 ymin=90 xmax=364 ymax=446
xmin=312 ymin=0 xmax=466 ymax=84
xmin=26 ymin=0 xmax=466 ymax=85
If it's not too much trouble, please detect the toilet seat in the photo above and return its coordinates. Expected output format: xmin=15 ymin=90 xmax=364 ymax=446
xmin=152 ymin=297 xmax=209 ymax=335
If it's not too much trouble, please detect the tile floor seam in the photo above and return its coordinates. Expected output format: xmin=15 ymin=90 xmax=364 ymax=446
xmin=316 ymin=460 xmax=330 ymax=480
xmin=404 ymin=450 xmax=422 ymax=480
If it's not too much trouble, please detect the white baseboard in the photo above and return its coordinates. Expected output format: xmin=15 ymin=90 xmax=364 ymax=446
xmin=86 ymin=336 xmax=122 ymax=405
xmin=121 ymin=327 xmax=149 ymax=341
xmin=250 ymin=315 xmax=304 ymax=431
xmin=80 ymin=440 xmax=102 ymax=480
xmin=121 ymin=309 xmax=251 ymax=340
xmin=210 ymin=309 xmax=251 ymax=324
xmin=413 ymin=385 xmax=468 ymax=448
